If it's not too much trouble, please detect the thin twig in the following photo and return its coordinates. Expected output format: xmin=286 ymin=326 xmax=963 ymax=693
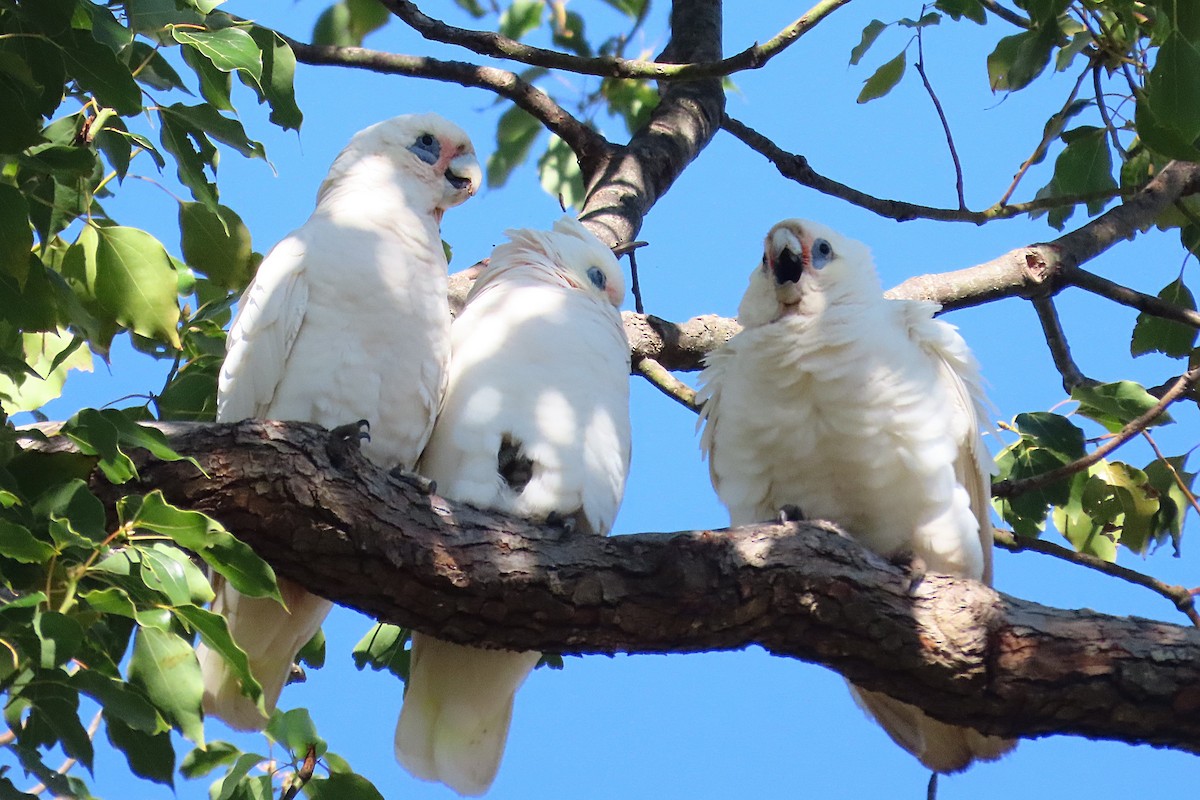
xmin=635 ymin=357 xmax=700 ymax=412
xmin=280 ymin=745 xmax=317 ymax=800
xmin=1031 ymin=295 xmax=1094 ymax=392
xmin=721 ymin=115 xmax=1128 ymax=224
xmin=993 ymin=367 xmax=1200 ymax=499
xmin=997 ymin=66 xmax=1090 ymax=207
xmin=612 ymin=240 xmax=649 ymax=314
xmin=1141 ymin=430 xmax=1200 ymax=533
xmin=1092 ymin=64 xmax=1128 ymax=161
xmin=1067 ymin=266 xmax=1200 ymax=329
xmin=994 ymin=528 xmax=1200 ymax=626
xmin=914 ymin=23 xmax=965 ymax=210
xmin=382 ymin=0 xmax=851 ymax=80
xmin=979 ymin=0 xmax=1032 ymax=28
xmin=279 ymin=35 xmax=611 ymax=174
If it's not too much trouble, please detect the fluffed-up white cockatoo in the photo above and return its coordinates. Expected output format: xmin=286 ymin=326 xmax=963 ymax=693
xmin=197 ymin=114 xmax=481 ymax=731
xmin=395 ymin=215 xmax=632 ymax=796
xmin=697 ymin=219 xmax=1015 ymax=773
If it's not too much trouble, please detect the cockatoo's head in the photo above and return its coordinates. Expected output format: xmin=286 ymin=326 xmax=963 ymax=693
xmin=737 ymin=218 xmax=877 ymax=328
xmin=485 ymin=216 xmax=626 ymax=308
xmin=318 ymin=113 xmax=481 ymax=220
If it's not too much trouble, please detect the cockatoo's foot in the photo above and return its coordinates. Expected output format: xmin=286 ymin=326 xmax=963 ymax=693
xmin=888 ymin=548 xmax=928 ymax=596
xmin=287 ymin=663 xmax=307 ymax=686
xmin=389 ymin=466 xmax=437 ymax=495
xmin=777 ymin=504 xmax=805 ymax=524
xmin=327 ymin=419 xmax=370 ymax=467
xmin=498 ymin=433 xmax=533 ymax=493
xmin=544 ymin=510 xmax=578 ymax=538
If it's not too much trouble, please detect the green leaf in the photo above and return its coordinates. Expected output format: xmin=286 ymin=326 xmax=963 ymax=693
xmin=849 ymin=20 xmax=888 ymax=66
xmin=34 ymin=478 xmax=107 ymax=546
xmin=1014 ymin=411 xmax=1087 ymax=459
xmin=125 ymin=41 xmax=191 ymax=92
xmin=71 ymin=670 xmax=163 ymax=733
xmin=181 ymin=42 xmax=234 ymax=112
xmin=537 ymin=135 xmax=586 ymax=210
xmin=303 ymin=774 xmax=386 ymax=800
xmin=1144 ymin=454 xmax=1194 ymax=553
xmin=1052 ymin=469 xmax=1118 ymax=561
xmin=1051 ymin=126 xmax=1117 ymax=210
xmin=351 ymin=623 xmax=410 ymax=680
xmin=173 ymin=26 xmax=263 ymax=83
xmin=0 ymin=518 xmax=55 ymax=563
xmin=161 ymin=103 xmax=267 ymax=160
xmin=987 ymin=28 xmax=1057 ymax=92
xmin=267 ymin=708 xmax=326 ymax=758
xmin=61 ymin=408 xmax=138 ymax=483
xmin=140 ymin=543 xmax=211 ymax=605
xmin=61 ymin=30 xmax=143 ymax=116
xmin=1135 ymin=93 xmax=1200 ymax=162
xmin=180 ymin=741 xmax=242 ymax=779
xmin=296 ymin=627 xmax=326 ymax=669
xmin=993 ymin=439 xmax=1071 ymax=535
xmin=172 ymin=603 xmax=262 ymax=705
xmin=211 ymin=752 xmax=264 ymax=800
xmin=1146 ymin=31 xmax=1200 ymax=147
xmin=935 ymin=0 xmax=985 ymax=24
xmin=486 ymin=106 xmax=542 ymax=188
xmin=105 ymin=715 xmax=176 ymax=786
xmin=601 ymin=76 xmax=658 ymax=134
xmin=898 ymin=13 xmax=941 ymax=29
xmin=129 ymin=491 xmax=281 ymax=601
xmin=1131 ymin=277 xmax=1199 ymax=357
xmin=179 ymin=202 xmax=256 ymax=290
xmin=23 ymin=679 xmax=95 ymax=770
xmin=128 ymin=625 xmax=205 ymax=745
xmin=499 ymin=0 xmax=545 ymax=40
xmin=246 ymin=26 xmax=303 ymax=131
xmin=856 ymin=50 xmax=906 ymax=104
xmin=0 ymin=184 xmax=31 ymax=288
xmin=33 ymin=610 xmax=83 ymax=668
xmin=1072 ymin=380 xmax=1172 ymax=433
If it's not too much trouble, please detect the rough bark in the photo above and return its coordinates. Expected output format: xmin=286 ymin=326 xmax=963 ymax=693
xmin=26 ymin=420 xmax=1200 ymax=755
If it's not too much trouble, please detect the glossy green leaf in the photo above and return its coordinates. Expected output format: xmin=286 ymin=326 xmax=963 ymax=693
xmin=1135 ymin=93 xmax=1200 ymax=161
xmin=351 ymin=623 xmax=410 ymax=680
xmin=1072 ymin=380 xmax=1173 ymax=433
xmin=72 ymin=671 xmax=163 ymax=733
xmin=33 ymin=610 xmax=83 ymax=668
xmin=105 ymin=715 xmax=176 ymax=786
xmin=23 ymin=679 xmax=95 ymax=770
xmin=180 ymin=741 xmax=243 ymax=778
xmin=987 ymin=28 xmax=1056 ymax=92
xmin=1052 ymin=470 xmax=1118 ymax=561
xmin=179 ymin=202 xmax=256 ymax=290
xmin=1146 ymin=32 xmax=1200 ymax=146
xmin=246 ymin=26 xmax=303 ymax=131
xmin=161 ymin=102 xmax=266 ymax=160
xmin=267 ymin=707 xmax=326 ymax=758
xmin=172 ymin=604 xmax=262 ymax=704
xmin=61 ymin=30 xmax=143 ymax=116
xmin=0 ymin=518 xmax=55 ymax=563
xmin=303 ymin=774 xmax=387 ymax=800
xmin=128 ymin=625 xmax=205 ymax=744
xmin=296 ymin=627 xmax=326 ymax=669
xmin=61 ymin=408 xmax=137 ymax=483
xmin=849 ymin=20 xmax=887 ymax=65
xmin=935 ymin=0 xmax=985 ymax=24
xmin=993 ymin=440 xmax=1071 ymax=536
xmin=499 ymin=0 xmax=545 ymax=40
xmin=1131 ymin=277 xmax=1198 ymax=357
xmin=0 ymin=184 xmax=31 ymax=287
xmin=1051 ymin=126 xmax=1117 ymax=212
xmin=211 ymin=752 xmax=265 ymax=800
xmin=856 ymin=50 xmax=906 ymax=104
xmin=1144 ymin=455 xmax=1195 ymax=553
xmin=129 ymin=491 xmax=281 ymax=601
xmin=181 ymin=42 xmax=234 ymax=112
xmin=34 ymin=478 xmax=107 ymax=546
xmin=1014 ymin=411 xmax=1087 ymax=459
xmin=140 ymin=543 xmax=208 ymax=605
xmin=486 ymin=106 xmax=542 ymax=188
xmin=173 ymin=27 xmax=263 ymax=83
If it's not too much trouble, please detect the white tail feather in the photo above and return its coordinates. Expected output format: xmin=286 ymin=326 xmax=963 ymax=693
xmin=395 ymin=633 xmax=541 ymax=796
xmin=199 ymin=577 xmax=332 ymax=731
xmin=849 ymin=683 xmax=1015 ymax=773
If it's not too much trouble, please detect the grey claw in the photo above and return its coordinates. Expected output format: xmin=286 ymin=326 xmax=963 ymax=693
xmin=389 ymin=467 xmax=437 ymax=495
xmin=327 ymin=419 xmax=371 ymax=467
xmin=777 ymin=504 xmax=804 ymax=524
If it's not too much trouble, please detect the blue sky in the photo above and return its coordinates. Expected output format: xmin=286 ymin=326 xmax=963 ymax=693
xmin=25 ymin=2 xmax=1200 ymax=798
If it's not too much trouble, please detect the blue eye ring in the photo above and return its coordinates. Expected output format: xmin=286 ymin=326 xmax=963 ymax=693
xmin=811 ymin=238 xmax=834 ymax=269
xmin=409 ymin=133 xmax=441 ymax=166
xmin=587 ymin=266 xmax=607 ymax=290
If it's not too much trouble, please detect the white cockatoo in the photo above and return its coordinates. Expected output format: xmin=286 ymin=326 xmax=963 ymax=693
xmin=197 ymin=113 xmax=481 ymax=731
xmin=395 ymin=216 xmax=632 ymax=796
xmin=697 ymin=219 xmax=1015 ymax=773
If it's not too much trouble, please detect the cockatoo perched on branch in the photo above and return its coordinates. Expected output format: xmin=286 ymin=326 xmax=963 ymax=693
xmin=197 ymin=114 xmax=481 ymax=731
xmin=697 ymin=219 xmax=1015 ymax=773
xmin=395 ymin=216 xmax=632 ymax=796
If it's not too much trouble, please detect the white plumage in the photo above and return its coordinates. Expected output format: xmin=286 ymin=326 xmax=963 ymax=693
xmin=197 ymin=113 xmax=481 ymax=731
xmin=395 ymin=216 xmax=632 ymax=796
xmin=698 ymin=218 xmax=1015 ymax=773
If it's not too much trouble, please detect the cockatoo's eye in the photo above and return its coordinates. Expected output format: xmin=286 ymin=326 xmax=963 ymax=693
xmin=811 ymin=238 xmax=834 ymax=269
xmin=587 ymin=266 xmax=607 ymax=290
xmin=409 ymin=133 xmax=441 ymax=165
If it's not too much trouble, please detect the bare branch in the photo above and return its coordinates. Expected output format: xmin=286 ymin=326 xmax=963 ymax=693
xmin=993 ymin=528 xmax=1200 ymax=627
xmin=1032 ymin=295 xmax=1095 ymax=393
xmin=279 ymin=34 xmax=610 ymax=173
xmin=914 ymin=26 xmax=966 ymax=210
xmin=381 ymin=0 xmax=850 ymax=80
xmin=622 ymin=311 xmax=740 ymax=373
xmin=721 ymin=115 xmax=1127 ymax=223
xmin=992 ymin=367 xmax=1200 ymax=499
xmin=634 ymin=356 xmax=700 ymax=412
xmin=1069 ymin=266 xmax=1200 ymax=328
xmin=979 ymin=0 xmax=1032 ymax=28
xmin=30 ymin=420 xmax=1200 ymax=753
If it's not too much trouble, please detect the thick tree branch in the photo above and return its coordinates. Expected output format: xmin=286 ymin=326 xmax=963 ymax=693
xmin=382 ymin=0 xmax=849 ymax=80
xmin=279 ymin=34 xmax=610 ymax=174
xmin=27 ymin=420 xmax=1200 ymax=753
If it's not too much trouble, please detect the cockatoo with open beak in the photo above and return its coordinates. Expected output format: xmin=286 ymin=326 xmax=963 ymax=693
xmin=197 ymin=114 xmax=481 ymax=731
xmin=395 ymin=216 xmax=632 ymax=796
xmin=697 ymin=219 xmax=1015 ymax=773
